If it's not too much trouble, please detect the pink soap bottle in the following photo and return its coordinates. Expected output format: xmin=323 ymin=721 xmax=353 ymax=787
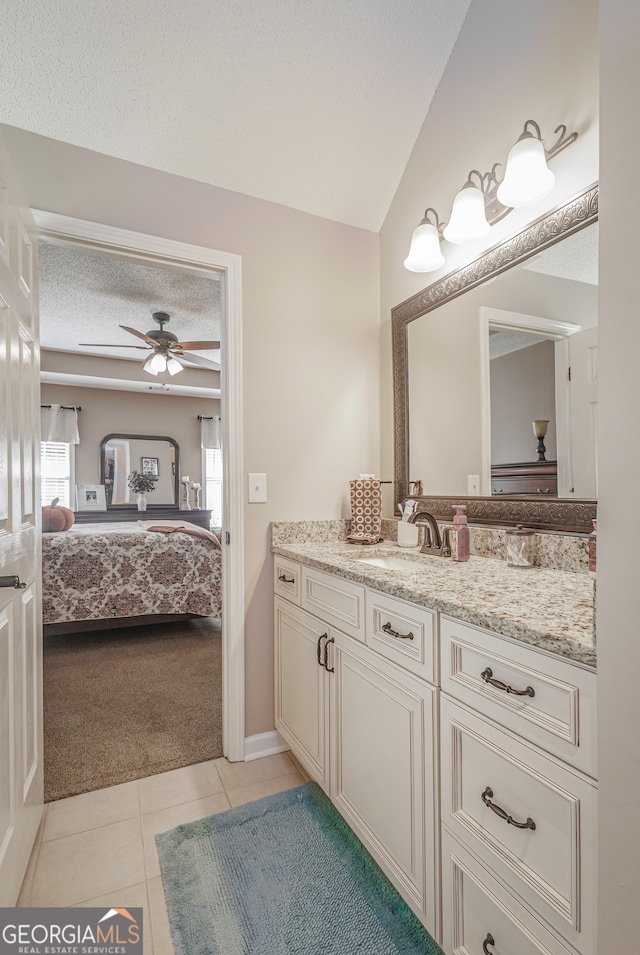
xmin=451 ymin=505 xmax=470 ymax=562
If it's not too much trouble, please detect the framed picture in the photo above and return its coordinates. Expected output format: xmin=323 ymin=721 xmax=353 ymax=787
xmin=76 ymin=484 xmax=107 ymax=511
xmin=142 ymin=457 xmax=159 ymax=477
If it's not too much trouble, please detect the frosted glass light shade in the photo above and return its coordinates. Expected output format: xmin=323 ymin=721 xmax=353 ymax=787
xmin=497 ymin=136 xmax=555 ymax=208
xmin=443 ymin=185 xmax=491 ymax=244
xmin=403 ymin=221 xmax=445 ymax=272
xmin=149 ymin=352 xmax=168 ymax=373
xmin=166 ymin=356 xmax=183 ymax=375
xmin=142 ymin=355 xmax=159 ymax=376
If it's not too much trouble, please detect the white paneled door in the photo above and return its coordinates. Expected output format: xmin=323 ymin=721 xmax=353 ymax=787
xmin=0 ymin=133 xmax=43 ymax=905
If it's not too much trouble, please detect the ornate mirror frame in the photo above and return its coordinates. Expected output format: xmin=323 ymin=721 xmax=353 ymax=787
xmin=392 ymin=183 xmax=598 ymax=533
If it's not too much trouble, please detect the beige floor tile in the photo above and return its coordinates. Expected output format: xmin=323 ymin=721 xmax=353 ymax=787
xmin=147 ymin=877 xmax=175 ymax=955
xmin=72 ymin=882 xmax=153 ymax=955
xmin=227 ymin=771 xmax=305 ymax=807
xmin=138 ymin=760 xmax=224 ymax=815
xmin=43 ymin=780 xmax=140 ymax=842
xmin=141 ymin=792 xmax=230 ymax=880
xmin=215 ymin=752 xmax=296 ymax=791
xmin=30 ymin=817 xmax=145 ymax=907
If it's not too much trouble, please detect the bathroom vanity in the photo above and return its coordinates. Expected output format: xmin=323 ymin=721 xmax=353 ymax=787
xmin=272 ymin=527 xmax=596 ymax=955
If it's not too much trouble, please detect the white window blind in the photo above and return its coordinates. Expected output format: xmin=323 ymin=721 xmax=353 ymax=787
xmin=203 ymin=448 xmax=223 ymax=527
xmin=40 ymin=442 xmax=72 ymax=509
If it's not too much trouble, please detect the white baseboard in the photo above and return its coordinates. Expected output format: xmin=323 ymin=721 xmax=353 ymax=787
xmin=244 ymin=730 xmax=289 ymax=762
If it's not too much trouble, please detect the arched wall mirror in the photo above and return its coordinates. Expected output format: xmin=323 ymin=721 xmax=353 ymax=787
xmin=392 ymin=184 xmax=598 ymax=532
xmin=100 ymin=433 xmax=180 ymax=507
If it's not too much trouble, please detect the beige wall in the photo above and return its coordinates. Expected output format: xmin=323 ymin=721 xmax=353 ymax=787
xmin=40 ymin=382 xmax=218 ymax=497
xmin=379 ymin=0 xmax=598 ymax=514
xmin=490 ymin=340 xmax=556 ymax=464
xmin=3 ymin=128 xmax=381 ymax=737
xmin=598 ymin=0 xmax=640 ymax=948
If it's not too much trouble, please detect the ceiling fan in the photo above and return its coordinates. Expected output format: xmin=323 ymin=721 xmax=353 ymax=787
xmin=79 ymin=311 xmax=220 ymax=377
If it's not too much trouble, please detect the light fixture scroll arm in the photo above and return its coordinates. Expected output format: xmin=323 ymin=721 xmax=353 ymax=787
xmin=545 ymin=123 xmax=579 ymax=160
xmin=420 ymin=206 xmax=445 ymax=240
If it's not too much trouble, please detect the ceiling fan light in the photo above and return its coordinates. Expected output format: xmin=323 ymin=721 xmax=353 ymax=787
xmin=149 ymin=352 xmax=168 ymax=373
xmin=496 ymin=135 xmax=555 ymax=208
xmin=142 ymin=354 xmax=159 ymax=376
xmin=166 ymin=356 xmax=183 ymax=376
xmin=443 ymin=184 xmax=491 ymax=244
xmin=403 ymin=221 xmax=445 ymax=273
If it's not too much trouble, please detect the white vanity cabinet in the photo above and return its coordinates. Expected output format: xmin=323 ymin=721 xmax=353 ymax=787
xmin=274 ymin=561 xmax=439 ymax=938
xmin=439 ymin=615 xmax=597 ymax=955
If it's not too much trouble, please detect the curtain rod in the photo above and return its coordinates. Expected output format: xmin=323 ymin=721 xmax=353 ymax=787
xmin=41 ymin=404 xmax=82 ymax=412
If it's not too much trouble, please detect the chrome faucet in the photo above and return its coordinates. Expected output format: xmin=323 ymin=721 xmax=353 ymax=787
xmin=408 ymin=510 xmax=448 ymax=557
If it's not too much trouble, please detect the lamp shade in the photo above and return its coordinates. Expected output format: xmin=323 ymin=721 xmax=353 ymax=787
xmin=403 ymin=220 xmax=445 ymax=272
xmin=443 ymin=184 xmax=491 ymax=244
xmin=142 ymin=354 xmax=159 ymax=376
xmin=166 ymin=356 xmax=183 ymax=376
xmin=149 ymin=352 xmax=168 ymax=373
xmin=497 ymin=135 xmax=555 ymax=208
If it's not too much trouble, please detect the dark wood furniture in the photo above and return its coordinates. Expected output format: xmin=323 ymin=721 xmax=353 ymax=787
xmin=73 ymin=507 xmax=213 ymax=530
xmin=491 ymin=461 xmax=558 ymax=497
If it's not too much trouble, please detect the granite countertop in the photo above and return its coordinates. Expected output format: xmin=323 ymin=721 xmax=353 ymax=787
xmin=272 ymin=539 xmax=596 ymax=669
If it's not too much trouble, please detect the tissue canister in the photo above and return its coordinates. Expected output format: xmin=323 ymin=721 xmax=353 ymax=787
xmin=506 ymin=525 xmax=535 ymax=569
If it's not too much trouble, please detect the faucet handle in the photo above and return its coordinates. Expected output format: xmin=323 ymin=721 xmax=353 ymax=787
xmin=441 ymin=527 xmax=452 ymax=558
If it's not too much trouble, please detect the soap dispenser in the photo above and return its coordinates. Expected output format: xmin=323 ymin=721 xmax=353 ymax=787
xmin=450 ymin=505 xmax=470 ymax=562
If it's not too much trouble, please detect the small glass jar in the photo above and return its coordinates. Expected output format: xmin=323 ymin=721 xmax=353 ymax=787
xmin=506 ymin=525 xmax=535 ymax=569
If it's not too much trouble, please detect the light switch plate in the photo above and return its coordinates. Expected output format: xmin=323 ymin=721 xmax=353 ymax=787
xmin=248 ymin=472 xmax=267 ymax=503
xmin=467 ymin=474 xmax=480 ymax=495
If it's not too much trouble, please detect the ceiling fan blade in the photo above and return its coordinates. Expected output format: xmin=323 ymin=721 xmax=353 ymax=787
xmin=177 ymin=352 xmax=221 ymax=371
xmin=79 ymin=342 xmax=150 ymax=349
xmin=172 ymin=340 xmax=221 ymax=350
xmin=119 ymin=324 xmax=158 ymax=345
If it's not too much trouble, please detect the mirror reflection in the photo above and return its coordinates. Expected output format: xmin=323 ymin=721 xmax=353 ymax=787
xmin=407 ymin=222 xmax=598 ymax=499
xmin=100 ymin=434 xmax=180 ymax=507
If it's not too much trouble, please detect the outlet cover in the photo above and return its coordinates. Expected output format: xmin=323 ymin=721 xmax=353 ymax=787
xmin=248 ymin=473 xmax=267 ymax=503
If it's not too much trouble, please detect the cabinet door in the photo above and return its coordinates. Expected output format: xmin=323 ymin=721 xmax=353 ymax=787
xmin=331 ymin=633 xmax=439 ymax=939
xmin=274 ymin=597 xmax=330 ymax=791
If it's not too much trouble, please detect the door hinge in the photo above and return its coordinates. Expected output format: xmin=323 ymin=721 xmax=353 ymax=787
xmin=225 ymin=531 xmax=231 ymax=545
xmin=568 ymin=366 xmax=572 ymax=381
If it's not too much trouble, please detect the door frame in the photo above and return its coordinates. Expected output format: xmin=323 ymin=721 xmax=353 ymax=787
xmin=33 ymin=210 xmax=246 ymax=760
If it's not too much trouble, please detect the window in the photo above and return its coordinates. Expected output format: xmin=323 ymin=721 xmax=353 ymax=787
xmin=40 ymin=442 xmax=73 ymax=509
xmin=203 ymin=448 xmax=223 ymax=528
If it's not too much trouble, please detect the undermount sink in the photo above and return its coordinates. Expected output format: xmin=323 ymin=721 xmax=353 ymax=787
xmin=357 ymin=555 xmax=422 ymax=572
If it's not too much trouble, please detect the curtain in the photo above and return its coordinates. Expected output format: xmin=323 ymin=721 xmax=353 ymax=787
xmin=41 ymin=405 xmax=80 ymax=444
xmin=200 ymin=416 xmax=221 ymax=450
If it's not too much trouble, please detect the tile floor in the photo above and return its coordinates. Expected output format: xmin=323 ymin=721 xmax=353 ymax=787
xmin=18 ymin=752 xmax=307 ymax=955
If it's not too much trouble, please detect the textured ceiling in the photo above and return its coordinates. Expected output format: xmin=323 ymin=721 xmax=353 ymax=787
xmin=39 ymin=244 xmax=221 ymax=364
xmin=1 ymin=0 xmax=471 ymax=231
xmin=523 ymin=224 xmax=599 ymax=286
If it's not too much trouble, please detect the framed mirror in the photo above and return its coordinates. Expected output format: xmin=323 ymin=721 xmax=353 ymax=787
xmin=392 ymin=184 xmax=598 ymax=532
xmin=100 ymin=433 xmax=180 ymax=508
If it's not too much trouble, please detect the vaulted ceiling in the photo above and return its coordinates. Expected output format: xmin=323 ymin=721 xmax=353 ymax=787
xmin=1 ymin=0 xmax=471 ymax=232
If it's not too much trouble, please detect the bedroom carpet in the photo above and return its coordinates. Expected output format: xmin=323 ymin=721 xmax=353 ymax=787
xmin=156 ymin=782 xmax=442 ymax=955
xmin=43 ymin=616 xmax=222 ymax=802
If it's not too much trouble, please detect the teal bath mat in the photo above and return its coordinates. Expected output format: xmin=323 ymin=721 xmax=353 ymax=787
xmin=156 ymin=781 xmax=442 ymax=955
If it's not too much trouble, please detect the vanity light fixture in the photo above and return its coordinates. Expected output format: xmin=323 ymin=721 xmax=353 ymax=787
xmin=404 ymin=119 xmax=578 ymax=273
xmin=403 ymin=208 xmax=445 ymax=272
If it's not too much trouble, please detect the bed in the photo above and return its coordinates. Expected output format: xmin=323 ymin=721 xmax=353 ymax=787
xmin=42 ymin=521 xmax=222 ymax=635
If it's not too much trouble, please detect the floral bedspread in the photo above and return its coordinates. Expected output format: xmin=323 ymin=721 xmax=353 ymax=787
xmin=42 ymin=523 xmax=222 ymax=624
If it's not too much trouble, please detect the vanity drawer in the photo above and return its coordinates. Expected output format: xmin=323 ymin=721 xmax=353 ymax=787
xmin=440 ymin=615 xmax=597 ymax=777
xmin=273 ymin=556 xmax=302 ymax=605
xmin=441 ymin=829 xmax=577 ymax=955
xmin=440 ymin=695 xmax=597 ymax=954
xmin=301 ymin=566 xmax=365 ymax=642
xmin=366 ymin=589 xmax=436 ymax=683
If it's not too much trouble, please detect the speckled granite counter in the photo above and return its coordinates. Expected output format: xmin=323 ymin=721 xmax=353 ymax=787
xmin=271 ymin=538 xmax=596 ymax=669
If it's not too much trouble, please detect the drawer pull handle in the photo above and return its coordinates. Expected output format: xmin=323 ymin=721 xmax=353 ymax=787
xmin=324 ymin=636 xmax=335 ymax=673
xmin=481 ymin=667 xmax=535 ymax=697
xmin=316 ymin=633 xmax=327 ymax=667
xmin=382 ymin=621 xmax=414 ymax=641
xmin=0 ymin=575 xmax=26 ymax=589
xmin=482 ymin=787 xmax=536 ymax=830
xmin=278 ymin=574 xmax=295 ymax=584
xmin=482 ymin=933 xmax=495 ymax=954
